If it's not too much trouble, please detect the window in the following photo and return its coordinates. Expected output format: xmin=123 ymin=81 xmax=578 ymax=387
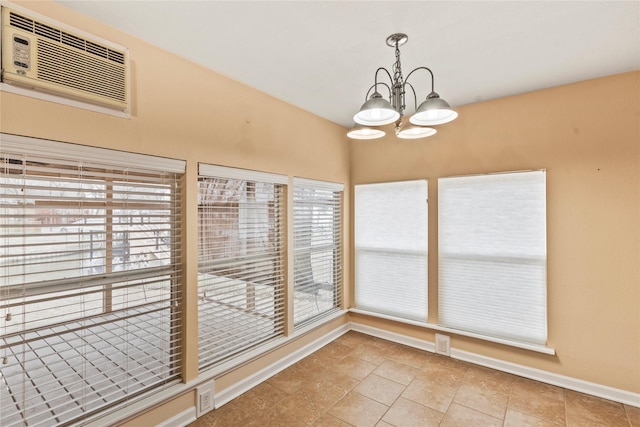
xmin=197 ymin=164 xmax=286 ymax=370
xmin=293 ymin=178 xmax=343 ymax=326
xmin=438 ymin=170 xmax=547 ymax=345
xmin=355 ymin=180 xmax=428 ymax=321
xmin=0 ymin=134 xmax=184 ymax=427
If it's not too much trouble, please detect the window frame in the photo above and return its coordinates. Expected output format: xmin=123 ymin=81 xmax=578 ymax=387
xmin=0 ymin=133 xmax=185 ymax=427
xmin=197 ymin=163 xmax=288 ymax=370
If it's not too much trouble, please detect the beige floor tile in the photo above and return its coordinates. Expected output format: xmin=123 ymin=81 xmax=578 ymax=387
xmin=266 ymin=365 xmax=306 ymax=394
xmin=330 ymin=354 xmax=378 ymax=380
xmin=428 ymin=354 xmax=470 ymax=374
xmin=511 ymin=376 xmax=565 ymax=401
xmin=508 ymin=392 xmax=566 ymax=425
xmin=402 ymin=375 xmax=458 ymax=413
xmin=294 ymin=361 xmax=333 ymax=384
xmin=440 ymin=402 xmax=503 ymax=427
xmin=334 ymin=331 xmax=381 ymax=349
xmin=565 ymin=390 xmax=630 ymax=427
xmin=302 ymin=376 xmax=349 ymax=408
xmin=420 ymin=361 xmax=466 ymax=387
xmin=190 ymin=402 xmax=254 ymax=427
xmin=244 ymin=409 xmax=307 ymax=427
xmin=453 ymin=383 xmax=509 ymax=419
xmin=354 ymin=374 xmax=406 ymax=406
xmin=322 ymin=369 xmax=362 ymax=393
xmin=314 ymin=340 xmax=355 ymax=360
xmin=375 ymin=421 xmax=394 ymax=427
xmin=626 ymin=404 xmax=640 ymax=427
xmin=508 ymin=377 xmax=566 ymax=424
xmin=382 ymin=397 xmax=444 ymax=427
xmin=504 ymin=409 xmax=564 ymax=426
xmin=313 ymin=413 xmax=353 ymax=427
xmin=239 ymin=401 xmax=308 ymax=427
xmin=369 ymin=336 xmax=402 ymax=353
xmin=373 ymin=359 xmax=420 ymax=385
xmin=328 ymin=391 xmax=389 ymax=427
xmin=462 ymin=364 xmax=516 ymax=395
xmin=295 ymin=352 xmax=335 ymax=370
xmin=279 ymin=389 xmax=331 ymax=424
xmin=349 ymin=343 xmax=392 ymax=365
xmin=232 ymin=381 xmax=288 ymax=413
xmin=387 ymin=345 xmax=433 ymax=369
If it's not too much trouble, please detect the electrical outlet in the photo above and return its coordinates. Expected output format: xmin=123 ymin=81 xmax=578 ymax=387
xmin=200 ymin=391 xmax=211 ymax=411
xmin=196 ymin=381 xmax=214 ymax=417
xmin=435 ymin=333 xmax=451 ymax=356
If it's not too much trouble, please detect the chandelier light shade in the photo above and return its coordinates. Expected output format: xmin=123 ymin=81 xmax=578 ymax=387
xmin=348 ymin=33 xmax=457 ymax=140
xmin=397 ymin=124 xmax=437 ymax=139
xmin=347 ymin=124 xmax=386 ymax=140
xmin=410 ymin=92 xmax=458 ymax=126
xmin=354 ymin=92 xmax=400 ymax=126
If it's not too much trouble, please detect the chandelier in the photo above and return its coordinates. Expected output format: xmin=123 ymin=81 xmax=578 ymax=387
xmin=347 ymin=33 xmax=458 ymax=140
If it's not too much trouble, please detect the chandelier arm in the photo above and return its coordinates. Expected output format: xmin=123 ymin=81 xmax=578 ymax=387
xmin=374 ymin=67 xmax=395 ymax=99
xmin=364 ymin=82 xmax=392 ymax=101
xmin=403 ymin=82 xmax=419 ymax=111
xmin=404 ymin=66 xmax=436 ymax=94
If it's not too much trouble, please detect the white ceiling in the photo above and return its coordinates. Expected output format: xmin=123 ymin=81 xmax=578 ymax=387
xmin=57 ymin=1 xmax=640 ymax=128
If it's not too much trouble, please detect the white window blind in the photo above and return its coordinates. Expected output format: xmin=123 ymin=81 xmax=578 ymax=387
xmin=438 ymin=170 xmax=547 ymax=345
xmin=0 ymin=134 xmax=184 ymax=427
xmin=293 ymin=178 xmax=343 ymax=327
xmin=197 ymin=164 xmax=286 ymax=370
xmin=355 ymin=180 xmax=428 ymax=321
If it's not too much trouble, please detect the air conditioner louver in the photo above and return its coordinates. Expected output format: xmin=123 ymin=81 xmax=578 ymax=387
xmin=1 ymin=6 xmax=130 ymax=112
xmin=37 ymin=39 xmax=127 ymax=102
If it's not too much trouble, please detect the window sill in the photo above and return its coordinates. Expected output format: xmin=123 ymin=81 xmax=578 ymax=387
xmin=349 ymin=308 xmax=556 ymax=355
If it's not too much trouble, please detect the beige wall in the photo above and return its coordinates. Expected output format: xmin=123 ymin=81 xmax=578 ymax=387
xmin=350 ymin=71 xmax=640 ymax=394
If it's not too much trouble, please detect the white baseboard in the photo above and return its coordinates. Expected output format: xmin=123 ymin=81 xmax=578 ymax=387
xmin=155 ymin=407 xmax=197 ymax=427
xmin=213 ymin=322 xmax=350 ymax=407
xmin=451 ymin=348 xmax=640 ymax=408
xmin=351 ymin=321 xmax=640 ymax=408
xmin=349 ymin=322 xmax=436 ymax=353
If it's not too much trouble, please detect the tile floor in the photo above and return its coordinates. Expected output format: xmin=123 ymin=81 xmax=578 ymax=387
xmin=189 ymin=332 xmax=640 ymax=427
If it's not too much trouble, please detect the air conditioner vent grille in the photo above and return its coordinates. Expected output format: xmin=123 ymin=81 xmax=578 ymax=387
xmin=61 ymin=32 xmax=84 ymax=51
xmin=9 ymin=11 xmax=125 ymax=65
xmin=34 ymin=21 xmax=59 ymax=41
xmin=8 ymin=11 xmax=33 ymax=32
xmin=38 ymin=39 xmax=127 ymax=102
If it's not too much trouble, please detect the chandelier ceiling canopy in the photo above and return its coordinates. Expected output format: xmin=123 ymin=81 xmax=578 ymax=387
xmin=348 ymin=33 xmax=458 ymax=140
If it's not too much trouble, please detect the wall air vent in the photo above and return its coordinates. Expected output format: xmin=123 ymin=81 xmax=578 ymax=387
xmin=1 ymin=6 xmax=130 ymax=113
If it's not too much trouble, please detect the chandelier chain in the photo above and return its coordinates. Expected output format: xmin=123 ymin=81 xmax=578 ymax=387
xmin=393 ymin=43 xmax=403 ymax=84
xmin=392 ymin=41 xmax=406 ymax=117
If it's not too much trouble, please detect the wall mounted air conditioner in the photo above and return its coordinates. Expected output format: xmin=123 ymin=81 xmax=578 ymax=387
xmin=1 ymin=5 xmax=130 ymax=114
